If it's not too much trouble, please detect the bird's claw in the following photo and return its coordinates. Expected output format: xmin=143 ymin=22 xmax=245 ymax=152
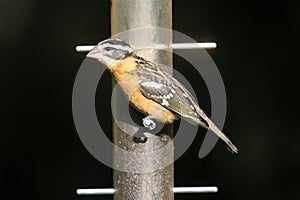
xmin=142 ymin=115 xmax=156 ymax=130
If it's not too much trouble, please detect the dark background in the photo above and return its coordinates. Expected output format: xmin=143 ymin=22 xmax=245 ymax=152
xmin=1 ymin=0 xmax=299 ymax=199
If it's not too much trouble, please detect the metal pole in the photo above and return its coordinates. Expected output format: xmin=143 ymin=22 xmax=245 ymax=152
xmin=111 ymin=0 xmax=173 ymax=200
xmin=75 ymin=43 xmax=217 ymax=52
xmin=76 ymin=187 xmax=218 ymax=195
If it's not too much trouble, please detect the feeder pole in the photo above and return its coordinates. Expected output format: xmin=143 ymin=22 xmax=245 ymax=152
xmin=111 ymin=0 xmax=173 ymax=200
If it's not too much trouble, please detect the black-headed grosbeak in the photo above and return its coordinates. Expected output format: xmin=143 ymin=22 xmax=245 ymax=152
xmin=87 ymin=39 xmax=238 ymax=153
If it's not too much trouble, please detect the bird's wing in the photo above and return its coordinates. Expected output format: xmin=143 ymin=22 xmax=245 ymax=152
xmin=135 ymin=62 xmax=209 ymax=128
xmin=134 ymin=60 xmax=238 ymax=153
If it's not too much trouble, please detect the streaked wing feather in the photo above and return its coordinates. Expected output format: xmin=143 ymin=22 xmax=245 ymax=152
xmin=135 ymin=63 xmax=208 ymax=127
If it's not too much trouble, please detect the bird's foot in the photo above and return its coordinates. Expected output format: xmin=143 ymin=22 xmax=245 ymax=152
xmin=142 ymin=115 xmax=156 ymax=130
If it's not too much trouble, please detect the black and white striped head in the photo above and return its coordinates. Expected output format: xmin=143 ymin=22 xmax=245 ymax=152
xmin=87 ymin=39 xmax=133 ymax=66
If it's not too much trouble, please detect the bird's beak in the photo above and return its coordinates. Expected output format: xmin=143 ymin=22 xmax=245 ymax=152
xmin=86 ymin=48 xmax=100 ymax=59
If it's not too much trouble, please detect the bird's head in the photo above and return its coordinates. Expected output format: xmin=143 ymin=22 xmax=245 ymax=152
xmin=87 ymin=39 xmax=133 ymax=66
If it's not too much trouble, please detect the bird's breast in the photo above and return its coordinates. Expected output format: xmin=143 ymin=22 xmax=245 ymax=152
xmin=114 ymin=68 xmax=177 ymax=124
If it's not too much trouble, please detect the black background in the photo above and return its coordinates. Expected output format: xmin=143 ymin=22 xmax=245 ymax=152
xmin=1 ymin=0 xmax=299 ymax=200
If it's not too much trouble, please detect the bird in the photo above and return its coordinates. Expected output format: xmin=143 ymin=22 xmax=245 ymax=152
xmin=87 ymin=38 xmax=238 ymax=153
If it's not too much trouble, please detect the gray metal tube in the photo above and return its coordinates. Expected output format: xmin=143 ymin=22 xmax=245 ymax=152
xmin=111 ymin=0 xmax=173 ymax=200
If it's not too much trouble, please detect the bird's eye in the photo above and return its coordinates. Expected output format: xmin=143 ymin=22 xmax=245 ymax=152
xmin=104 ymin=47 xmax=114 ymax=52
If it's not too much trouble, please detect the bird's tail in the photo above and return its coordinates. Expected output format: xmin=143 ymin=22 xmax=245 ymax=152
xmin=208 ymin=122 xmax=238 ymax=153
